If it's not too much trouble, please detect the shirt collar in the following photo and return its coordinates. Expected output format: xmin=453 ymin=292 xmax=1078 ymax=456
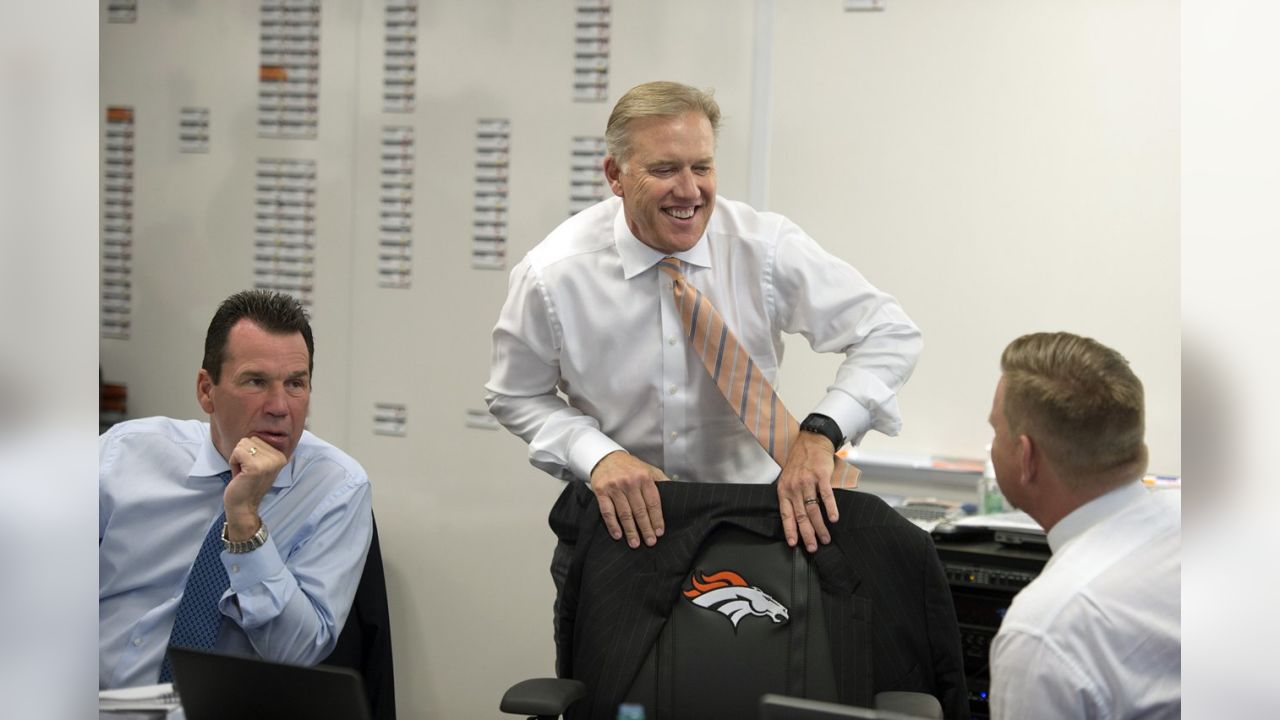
xmin=187 ymin=425 xmax=298 ymax=488
xmin=1046 ymin=480 xmax=1147 ymax=554
xmin=614 ymin=203 xmax=712 ymax=279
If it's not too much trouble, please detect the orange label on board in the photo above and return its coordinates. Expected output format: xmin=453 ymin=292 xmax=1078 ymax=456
xmin=259 ymin=65 xmax=288 ymax=82
xmin=106 ymin=107 xmax=134 ymax=123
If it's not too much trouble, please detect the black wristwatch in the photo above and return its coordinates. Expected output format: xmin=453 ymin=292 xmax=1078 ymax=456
xmin=799 ymin=413 xmax=844 ymax=451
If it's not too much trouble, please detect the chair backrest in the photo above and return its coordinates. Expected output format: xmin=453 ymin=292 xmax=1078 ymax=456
xmin=549 ymin=481 xmax=967 ymax=720
xmin=620 ymin=526 xmax=838 ymax=720
xmin=322 ymin=514 xmax=396 ymax=720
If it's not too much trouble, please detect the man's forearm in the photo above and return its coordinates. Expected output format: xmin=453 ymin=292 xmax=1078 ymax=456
xmin=224 ymin=486 xmax=372 ymax=665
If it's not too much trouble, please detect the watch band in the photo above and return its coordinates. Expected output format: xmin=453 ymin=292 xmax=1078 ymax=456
xmin=799 ymin=413 xmax=845 ymax=451
xmin=221 ymin=521 xmax=269 ymax=554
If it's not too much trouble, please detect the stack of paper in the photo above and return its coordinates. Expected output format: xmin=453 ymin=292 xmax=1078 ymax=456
xmin=951 ymin=510 xmax=1044 ymax=534
xmin=99 ymin=683 xmax=183 ymax=719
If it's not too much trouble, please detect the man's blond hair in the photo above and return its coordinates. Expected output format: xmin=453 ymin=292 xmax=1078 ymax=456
xmin=605 ymin=81 xmax=721 ymax=165
xmin=1001 ymin=332 xmax=1148 ymax=486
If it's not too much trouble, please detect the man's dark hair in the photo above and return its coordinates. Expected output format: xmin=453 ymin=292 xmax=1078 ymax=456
xmin=202 ymin=290 xmax=314 ymax=383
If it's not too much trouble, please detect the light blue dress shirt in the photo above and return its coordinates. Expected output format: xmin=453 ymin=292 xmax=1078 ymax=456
xmin=99 ymin=417 xmax=372 ymax=689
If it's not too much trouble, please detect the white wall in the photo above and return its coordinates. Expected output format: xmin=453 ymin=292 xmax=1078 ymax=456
xmin=100 ymin=1 xmax=1179 ymax=717
xmin=768 ymin=0 xmax=1180 ymax=475
xmin=98 ymin=0 xmax=362 ymax=438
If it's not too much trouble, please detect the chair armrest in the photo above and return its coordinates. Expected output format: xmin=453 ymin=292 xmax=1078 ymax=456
xmin=500 ymin=678 xmax=587 ymax=718
xmin=874 ymin=691 xmax=943 ymax=719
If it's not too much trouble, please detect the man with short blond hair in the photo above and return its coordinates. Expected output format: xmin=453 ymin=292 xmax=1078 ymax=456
xmin=488 ymin=81 xmax=920 ymax=556
xmin=988 ymin=331 xmax=1179 ymax=719
xmin=486 ymin=80 xmax=922 ymax=655
xmin=603 ymin=80 xmax=722 ymax=162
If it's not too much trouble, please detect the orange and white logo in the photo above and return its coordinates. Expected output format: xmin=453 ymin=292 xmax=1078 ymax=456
xmin=682 ymin=569 xmax=790 ymax=630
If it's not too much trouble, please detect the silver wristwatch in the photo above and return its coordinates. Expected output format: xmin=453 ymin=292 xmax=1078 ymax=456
xmin=222 ymin=521 xmax=269 ymax=554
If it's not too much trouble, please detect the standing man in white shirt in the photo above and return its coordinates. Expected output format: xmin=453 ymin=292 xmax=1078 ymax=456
xmin=485 ymin=81 xmax=921 ymax=628
xmin=987 ymin=331 xmax=1180 ymax=719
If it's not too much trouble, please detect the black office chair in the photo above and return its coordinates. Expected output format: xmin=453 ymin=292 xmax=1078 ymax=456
xmin=501 ymin=482 xmax=961 ymax=719
xmin=323 ymin=515 xmax=396 ymax=720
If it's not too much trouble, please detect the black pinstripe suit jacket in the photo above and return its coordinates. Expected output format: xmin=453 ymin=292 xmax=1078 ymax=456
xmin=549 ymin=481 xmax=968 ymax=720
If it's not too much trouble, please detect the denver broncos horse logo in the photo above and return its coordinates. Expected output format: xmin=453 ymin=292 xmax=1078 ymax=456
xmin=683 ymin=569 xmax=790 ymax=630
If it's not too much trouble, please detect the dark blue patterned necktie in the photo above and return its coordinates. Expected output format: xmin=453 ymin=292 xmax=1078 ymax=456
xmin=158 ymin=471 xmax=231 ymax=682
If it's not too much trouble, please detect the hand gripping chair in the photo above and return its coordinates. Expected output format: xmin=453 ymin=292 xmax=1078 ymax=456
xmin=501 ymin=482 xmax=967 ymax=720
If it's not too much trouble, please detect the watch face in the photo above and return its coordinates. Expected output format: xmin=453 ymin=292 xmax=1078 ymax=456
xmin=802 ymin=416 xmax=842 ymax=446
xmin=222 ymin=523 xmax=266 ymax=553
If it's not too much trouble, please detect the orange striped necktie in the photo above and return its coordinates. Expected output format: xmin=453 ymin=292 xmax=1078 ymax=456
xmin=657 ymin=257 xmax=859 ymax=488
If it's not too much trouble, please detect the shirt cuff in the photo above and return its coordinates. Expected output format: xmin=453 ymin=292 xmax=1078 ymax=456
xmin=221 ymin=537 xmax=286 ymax=595
xmin=811 ymin=392 xmax=874 ymax=448
xmin=568 ymin=431 xmax=627 ymax=482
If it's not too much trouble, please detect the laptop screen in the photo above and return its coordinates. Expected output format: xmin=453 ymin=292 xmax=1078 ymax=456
xmin=168 ymin=647 xmax=371 ymax=720
xmin=760 ymin=694 xmax=928 ymax=720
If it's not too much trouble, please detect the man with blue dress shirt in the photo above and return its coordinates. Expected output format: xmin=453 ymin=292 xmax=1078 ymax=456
xmin=99 ymin=290 xmax=372 ymax=689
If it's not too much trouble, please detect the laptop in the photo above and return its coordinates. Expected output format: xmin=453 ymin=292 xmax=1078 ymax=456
xmin=760 ymin=694 xmax=931 ymax=720
xmin=168 ymin=647 xmax=371 ymax=720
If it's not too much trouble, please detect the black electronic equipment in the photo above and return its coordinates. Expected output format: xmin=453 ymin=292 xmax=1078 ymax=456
xmin=932 ymin=538 xmax=1051 ymax=720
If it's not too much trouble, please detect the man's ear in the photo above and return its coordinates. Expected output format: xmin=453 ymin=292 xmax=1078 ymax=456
xmin=603 ymin=155 xmax=624 ymax=197
xmin=196 ymin=369 xmax=215 ymax=414
xmin=1017 ymin=433 xmax=1037 ymax=486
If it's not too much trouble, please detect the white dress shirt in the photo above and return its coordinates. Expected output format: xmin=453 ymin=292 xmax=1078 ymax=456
xmin=485 ymin=195 xmax=922 ymax=484
xmin=99 ymin=417 xmax=372 ymax=689
xmin=990 ymin=482 xmax=1181 ymax=720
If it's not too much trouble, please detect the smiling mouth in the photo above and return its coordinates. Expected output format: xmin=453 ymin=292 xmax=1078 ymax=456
xmin=663 ymin=206 xmax=697 ymax=220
